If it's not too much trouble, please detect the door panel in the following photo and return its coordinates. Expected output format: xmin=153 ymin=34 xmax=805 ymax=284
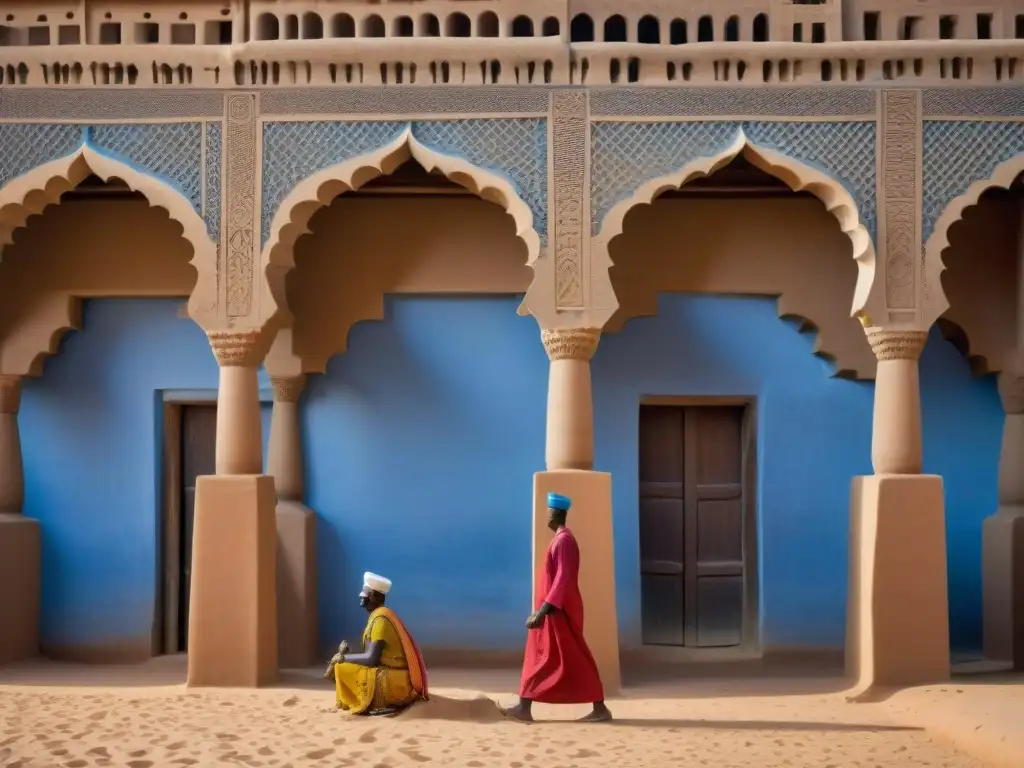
xmin=179 ymin=404 xmax=217 ymax=652
xmin=639 ymin=403 xmax=749 ymax=648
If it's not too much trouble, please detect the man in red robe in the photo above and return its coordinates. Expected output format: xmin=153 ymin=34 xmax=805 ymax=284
xmin=502 ymin=492 xmax=612 ymax=723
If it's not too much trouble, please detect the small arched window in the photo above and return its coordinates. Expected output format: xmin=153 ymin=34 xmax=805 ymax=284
xmin=604 ymin=14 xmax=626 ymax=42
xmin=570 ymin=13 xmax=594 ymax=42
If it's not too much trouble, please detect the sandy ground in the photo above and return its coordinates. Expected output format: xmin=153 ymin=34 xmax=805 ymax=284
xmin=0 ymin=657 xmax=1016 ymax=768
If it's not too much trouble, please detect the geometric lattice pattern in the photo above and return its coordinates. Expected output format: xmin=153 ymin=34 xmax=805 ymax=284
xmin=922 ymin=120 xmax=1024 ymax=242
xmin=591 ymin=120 xmax=877 ymax=239
xmin=260 ymin=120 xmax=408 ymax=246
xmin=0 ymin=123 xmax=84 ymax=188
xmin=204 ymin=121 xmax=222 ymax=243
xmin=412 ymin=120 xmax=547 ymax=244
xmin=260 ymin=119 xmax=547 ymax=247
xmin=89 ymin=123 xmax=203 ymax=216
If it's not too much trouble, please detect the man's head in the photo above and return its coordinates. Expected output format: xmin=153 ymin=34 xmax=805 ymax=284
xmin=359 ymin=572 xmax=391 ymax=611
xmin=547 ymin=492 xmax=571 ymax=532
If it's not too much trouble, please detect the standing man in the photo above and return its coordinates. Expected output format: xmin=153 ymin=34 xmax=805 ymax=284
xmin=503 ymin=492 xmax=612 ymax=723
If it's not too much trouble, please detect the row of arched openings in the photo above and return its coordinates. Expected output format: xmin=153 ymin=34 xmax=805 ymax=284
xmin=255 ymin=11 xmax=558 ymax=40
xmin=572 ymin=13 xmax=771 ymax=43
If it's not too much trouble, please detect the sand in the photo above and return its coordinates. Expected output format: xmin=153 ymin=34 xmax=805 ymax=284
xmin=0 ymin=658 xmax=1002 ymax=768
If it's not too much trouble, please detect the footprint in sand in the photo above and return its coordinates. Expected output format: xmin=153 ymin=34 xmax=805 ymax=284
xmin=128 ymin=749 xmax=149 ymax=757
xmin=88 ymin=747 xmax=111 ymax=758
xmin=167 ymin=741 xmax=187 ymax=751
xmin=258 ymin=747 xmax=274 ymax=755
xmin=332 ymin=737 xmax=346 ymax=746
xmin=305 ymin=748 xmax=334 ymax=760
xmin=398 ymin=747 xmax=431 ymax=763
xmin=88 ymin=711 xmax=108 ymax=721
xmin=65 ymin=761 xmax=88 ymax=768
xmin=127 ymin=761 xmax=154 ymax=768
xmin=572 ymin=749 xmax=599 ymax=758
xmin=358 ymin=730 xmax=378 ymax=744
xmin=282 ymin=697 xmax=299 ymax=708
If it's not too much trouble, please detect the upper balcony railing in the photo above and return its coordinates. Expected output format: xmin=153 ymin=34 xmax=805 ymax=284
xmin=0 ymin=38 xmax=1022 ymax=88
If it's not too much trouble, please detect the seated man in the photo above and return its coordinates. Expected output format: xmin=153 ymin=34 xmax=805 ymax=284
xmin=324 ymin=572 xmax=429 ymax=715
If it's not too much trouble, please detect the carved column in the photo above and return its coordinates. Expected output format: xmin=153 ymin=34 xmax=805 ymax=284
xmin=0 ymin=376 xmax=23 ymax=513
xmin=268 ymin=374 xmax=306 ymax=500
xmin=208 ymin=329 xmax=264 ymax=476
xmin=542 ymin=327 xmax=599 ymax=471
xmin=865 ymin=328 xmax=928 ymax=474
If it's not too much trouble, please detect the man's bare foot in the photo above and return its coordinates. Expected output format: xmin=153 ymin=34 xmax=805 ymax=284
xmin=577 ymin=704 xmax=612 ymax=723
xmin=500 ymin=703 xmax=534 ymax=723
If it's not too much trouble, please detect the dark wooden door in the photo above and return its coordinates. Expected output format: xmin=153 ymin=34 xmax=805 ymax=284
xmin=179 ymin=404 xmax=217 ymax=651
xmin=639 ymin=404 xmax=747 ymax=647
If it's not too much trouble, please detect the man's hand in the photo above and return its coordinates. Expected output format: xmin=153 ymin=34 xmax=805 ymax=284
xmin=525 ymin=612 xmax=546 ymax=629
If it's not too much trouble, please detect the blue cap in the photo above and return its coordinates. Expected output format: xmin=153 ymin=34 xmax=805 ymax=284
xmin=547 ymin=492 xmax=572 ymax=512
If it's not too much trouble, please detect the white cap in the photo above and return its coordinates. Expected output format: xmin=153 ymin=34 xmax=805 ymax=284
xmin=363 ymin=572 xmax=392 ymax=595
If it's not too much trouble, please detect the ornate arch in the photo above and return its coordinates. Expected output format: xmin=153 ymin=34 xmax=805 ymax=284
xmin=590 ymin=130 xmax=878 ymax=369
xmin=0 ymin=144 xmax=218 ymax=326
xmin=261 ymin=125 xmax=550 ymax=350
xmin=922 ymin=152 xmax=1024 ymax=329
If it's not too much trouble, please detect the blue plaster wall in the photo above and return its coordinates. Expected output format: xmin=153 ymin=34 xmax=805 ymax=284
xmin=21 ymin=298 xmax=271 ymax=658
xmin=20 ymin=295 xmax=1002 ymax=659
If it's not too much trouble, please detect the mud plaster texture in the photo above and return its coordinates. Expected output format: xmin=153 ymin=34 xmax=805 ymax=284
xmin=0 ymin=657 xmax=1014 ymax=768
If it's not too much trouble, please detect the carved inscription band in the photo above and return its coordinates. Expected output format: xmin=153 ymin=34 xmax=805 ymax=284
xmin=0 ymin=376 xmax=22 ymax=415
xmin=224 ymin=93 xmax=259 ymax=319
xmin=208 ymin=329 xmax=265 ymax=368
xmin=542 ymin=328 xmax=601 ymax=362
xmin=880 ymin=89 xmax=921 ymax=314
xmin=271 ymin=374 xmax=307 ymax=404
xmin=865 ymin=328 xmax=928 ymax=362
xmin=550 ymin=90 xmax=588 ymax=311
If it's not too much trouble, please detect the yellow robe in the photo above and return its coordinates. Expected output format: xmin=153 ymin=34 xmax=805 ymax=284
xmin=334 ymin=610 xmax=417 ymax=714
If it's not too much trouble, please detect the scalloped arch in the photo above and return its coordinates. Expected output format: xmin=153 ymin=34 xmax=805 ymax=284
xmin=922 ymin=152 xmax=1024 ymax=329
xmin=260 ymin=126 xmax=550 ymax=345
xmin=589 ymin=131 xmax=878 ymax=358
xmin=0 ymin=144 xmax=218 ymax=327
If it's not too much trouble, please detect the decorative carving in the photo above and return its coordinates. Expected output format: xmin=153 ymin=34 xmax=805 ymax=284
xmin=998 ymin=371 xmax=1024 ymax=415
xmin=590 ymin=120 xmax=876 ymax=238
xmin=0 ymin=124 xmax=84 ymax=189
xmin=260 ymin=88 xmax=550 ymax=117
xmin=271 ymin=374 xmax=307 ymax=404
xmin=207 ymin=329 xmax=264 ymax=368
xmin=590 ymin=88 xmax=877 ymax=118
xmin=865 ymin=328 xmax=928 ymax=362
xmin=204 ymin=120 xmax=222 ymax=244
xmin=0 ymin=376 xmax=22 ymax=414
xmin=224 ymin=93 xmax=258 ymax=318
xmin=879 ymin=89 xmax=920 ymax=312
xmin=542 ymin=327 xmax=600 ymax=362
xmin=550 ymin=90 xmax=588 ymax=310
xmin=0 ymin=90 xmax=224 ymax=120
xmin=923 ymin=88 xmax=1024 ymax=119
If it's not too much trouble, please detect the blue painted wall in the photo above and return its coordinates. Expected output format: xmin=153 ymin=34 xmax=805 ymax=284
xmin=20 ymin=295 xmax=1003 ymax=659
xmin=21 ymin=298 xmax=271 ymax=658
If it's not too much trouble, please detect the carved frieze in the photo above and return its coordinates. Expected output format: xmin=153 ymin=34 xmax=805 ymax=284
xmin=224 ymin=93 xmax=258 ymax=319
xmin=549 ymin=90 xmax=589 ymax=311
xmin=865 ymin=328 xmax=928 ymax=362
xmin=541 ymin=327 xmax=600 ymax=362
xmin=878 ymin=89 xmax=920 ymax=315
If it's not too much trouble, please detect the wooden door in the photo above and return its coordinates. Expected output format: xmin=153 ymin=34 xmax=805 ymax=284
xmin=179 ymin=404 xmax=217 ymax=651
xmin=638 ymin=404 xmax=748 ymax=647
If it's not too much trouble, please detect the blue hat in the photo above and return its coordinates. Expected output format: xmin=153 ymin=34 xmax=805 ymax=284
xmin=547 ymin=493 xmax=572 ymax=512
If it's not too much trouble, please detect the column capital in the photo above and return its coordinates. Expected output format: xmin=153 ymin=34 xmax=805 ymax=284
xmin=998 ymin=370 xmax=1024 ymax=415
xmin=542 ymin=327 xmax=600 ymax=362
xmin=0 ymin=375 xmax=22 ymax=414
xmin=271 ymin=374 xmax=306 ymax=404
xmin=865 ymin=327 xmax=928 ymax=362
xmin=207 ymin=329 xmax=265 ymax=368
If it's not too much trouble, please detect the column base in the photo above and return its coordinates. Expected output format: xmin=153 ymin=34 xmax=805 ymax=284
xmin=276 ymin=500 xmax=318 ymax=669
xmin=846 ymin=474 xmax=949 ymax=698
xmin=187 ymin=475 xmax=278 ymax=687
xmin=0 ymin=513 xmax=40 ymax=664
xmin=533 ymin=470 xmax=620 ymax=696
xmin=982 ymin=510 xmax=1024 ymax=669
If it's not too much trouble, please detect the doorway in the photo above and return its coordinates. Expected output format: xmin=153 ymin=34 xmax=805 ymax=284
xmin=158 ymin=402 xmax=217 ymax=654
xmin=637 ymin=401 xmax=757 ymax=649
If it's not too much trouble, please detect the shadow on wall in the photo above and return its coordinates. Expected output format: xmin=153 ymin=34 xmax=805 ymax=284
xmin=594 ymin=294 xmax=1002 ymax=657
xmin=20 ymin=298 xmax=271 ymax=661
xmin=14 ymin=295 xmax=1003 ymax=661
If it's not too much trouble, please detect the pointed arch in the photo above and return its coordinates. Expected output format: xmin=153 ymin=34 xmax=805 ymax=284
xmin=591 ymin=130 xmax=877 ymax=332
xmin=922 ymin=152 xmax=1024 ymax=328
xmin=0 ymin=144 xmax=218 ymax=326
xmin=261 ymin=125 xmax=548 ymax=333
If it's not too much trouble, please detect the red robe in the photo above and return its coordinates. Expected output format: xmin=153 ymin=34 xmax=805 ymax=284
xmin=519 ymin=527 xmax=604 ymax=703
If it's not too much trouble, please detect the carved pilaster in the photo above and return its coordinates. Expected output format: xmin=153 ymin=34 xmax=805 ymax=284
xmin=865 ymin=328 xmax=928 ymax=362
xmin=542 ymin=327 xmax=600 ymax=362
xmin=208 ymin=329 xmax=265 ymax=368
xmin=224 ymin=92 xmax=259 ymax=320
xmin=271 ymin=374 xmax=306 ymax=404
xmin=0 ymin=376 xmax=22 ymax=415
xmin=878 ymin=89 xmax=922 ymax=322
xmin=549 ymin=90 xmax=589 ymax=311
